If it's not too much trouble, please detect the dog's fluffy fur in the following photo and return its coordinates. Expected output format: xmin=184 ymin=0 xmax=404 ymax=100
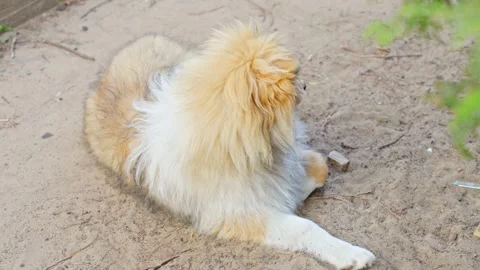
xmin=84 ymin=22 xmax=375 ymax=269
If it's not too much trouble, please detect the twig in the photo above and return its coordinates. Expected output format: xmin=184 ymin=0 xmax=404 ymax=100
xmin=377 ymin=202 xmax=402 ymax=219
xmin=188 ymin=6 xmax=224 ymax=15
xmin=10 ymin=34 xmax=17 ymax=59
xmin=312 ymin=195 xmax=351 ymax=204
xmin=321 ymin=109 xmax=338 ymax=131
xmin=1 ymin=96 xmax=10 ymax=104
xmin=340 ymin=46 xmax=356 ymax=53
xmin=40 ymin=40 xmax=95 ymax=61
xmin=0 ymin=118 xmax=17 ymax=128
xmin=321 ymin=116 xmax=331 ymax=130
xmin=364 ymin=54 xmax=422 ymax=60
xmin=80 ymin=0 xmax=113 ymax=19
xmin=58 ymin=216 xmax=92 ymax=229
xmin=344 ymin=190 xmax=374 ymax=197
xmin=378 ymin=133 xmax=405 ymax=150
xmin=314 ymin=190 xmax=373 ymax=203
xmin=151 ymin=256 xmax=178 ymax=270
xmin=44 ymin=236 xmax=98 ymax=270
xmin=244 ymin=0 xmax=274 ymax=26
xmin=144 ymin=249 xmax=191 ymax=270
xmin=340 ymin=47 xmax=421 ymax=60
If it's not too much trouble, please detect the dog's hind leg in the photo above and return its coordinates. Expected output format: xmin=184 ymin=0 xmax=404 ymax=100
xmin=301 ymin=150 xmax=328 ymax=200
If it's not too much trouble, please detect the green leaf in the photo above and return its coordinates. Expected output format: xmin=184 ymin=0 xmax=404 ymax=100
xmin=434 ymin=81 xmax=464 ymax=109
xmin=0 ymin=24 xmax=12 ymax=34
xmin=450 ymin=89 xmax=480 ymax=158
xmin=466 ymin=44 xmax=480 ymax=80
xmin=363 ymin=21 xmax=403 ymax=46
xmin=364 ymin=0 xmax=480 ymax=158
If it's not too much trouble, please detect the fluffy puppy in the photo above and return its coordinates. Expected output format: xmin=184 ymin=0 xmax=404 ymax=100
xmin=84 ymin=22 xmax=375 ymax=270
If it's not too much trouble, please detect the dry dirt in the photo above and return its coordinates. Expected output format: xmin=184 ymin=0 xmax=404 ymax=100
xmin=1 ymin=0 xmax=479 ymax=269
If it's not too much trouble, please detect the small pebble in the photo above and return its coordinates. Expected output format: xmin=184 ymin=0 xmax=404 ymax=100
xmin=327 ymin=151 xmax=350 ymax=172
xmin=20 ymin=263 xmax=24 ymax=268
xmin=42 ymin=132 xmax=53 ymax=139
xmin=82 ymin=26 xmax=89 ymax=32
xmin=427 ymin=147 xmax=433 ymax=153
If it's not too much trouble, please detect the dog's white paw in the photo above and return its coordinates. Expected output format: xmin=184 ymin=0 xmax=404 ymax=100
xmin=264 ymin=215 xmax=375 ymax=270
xmin=324 ymin=242 xmax=376 ymax=270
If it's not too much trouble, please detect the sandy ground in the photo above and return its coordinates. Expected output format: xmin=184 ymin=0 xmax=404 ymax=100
xmin=1 ymin=0 xmax=479 ymax=269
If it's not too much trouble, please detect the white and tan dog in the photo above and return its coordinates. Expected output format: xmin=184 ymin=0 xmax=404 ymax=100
xmin=84 ymin=22 xmax=375 ymax=269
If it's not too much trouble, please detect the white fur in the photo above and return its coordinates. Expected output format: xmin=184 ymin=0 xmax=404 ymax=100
xmin=265 ymin=214 xmax=376 ymax=270
xmin=301 ymin=177 xmax=321 ymax=201
xmin=125 ymin=47 xmax=375 ymax=270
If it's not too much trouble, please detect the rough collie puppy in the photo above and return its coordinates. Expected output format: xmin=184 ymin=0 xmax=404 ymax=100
xmin=84 ymin=22 xmax=375 ymax=269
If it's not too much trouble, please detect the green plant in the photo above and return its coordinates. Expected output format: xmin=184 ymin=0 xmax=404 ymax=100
xmin=364 ymin=0 xmax=480 ymax=158
xmin=0 ymin=24 xmax=12 ymax=34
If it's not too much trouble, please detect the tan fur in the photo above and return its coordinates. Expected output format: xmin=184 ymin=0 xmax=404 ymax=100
xmin=86 ymin=25 xmax=310 ymax=241
xmin=172 ymin=23 xmax=299 ymax=178
xmin=304 ymin=150 xmax=328 ymax=186
xmin=213 ymin=217 xmax=266 ymax=242
xmin=85 ymin=25 xmax=303 ymax=241
xmin=84 ymin=35 xmax=190 ymax=182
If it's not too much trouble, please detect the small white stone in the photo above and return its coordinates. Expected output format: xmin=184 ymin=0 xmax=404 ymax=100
xmin=327 ymin=151 xmax=350 ymax=172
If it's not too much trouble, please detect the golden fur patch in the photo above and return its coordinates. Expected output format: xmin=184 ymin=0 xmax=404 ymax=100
xmin=304 ymin=150 xmax=328 ymax=186
xmin=173 ymin=23 xmax=300 ymax=177
xmin=84 ymin=35 xmax=189 ymax=183
xmin=213 ymin=217 xmax=266 ymax=242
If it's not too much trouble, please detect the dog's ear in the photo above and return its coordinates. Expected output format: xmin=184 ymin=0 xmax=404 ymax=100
xmin=249 ymin=53 xmax=297 ymax=123
xmin=211 ymin=23 xmax=298 ymax=123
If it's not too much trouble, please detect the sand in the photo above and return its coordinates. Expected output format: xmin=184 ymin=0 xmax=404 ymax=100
xmin=1 ymin=0 xmax=479 ymax=269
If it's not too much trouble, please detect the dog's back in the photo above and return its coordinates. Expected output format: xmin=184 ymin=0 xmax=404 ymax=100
xmin=84 ymin=35 xmax=189 ymax=179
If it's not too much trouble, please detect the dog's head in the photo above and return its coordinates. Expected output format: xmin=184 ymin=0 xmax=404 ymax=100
xmin=206 ymin=22 xmax=303 ymax=114
xmin=180 ymin=22 xmax=304 ymax=171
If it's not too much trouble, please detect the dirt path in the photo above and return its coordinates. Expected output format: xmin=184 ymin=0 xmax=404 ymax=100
xmin=1 ymin=0 xmax=479 ymax=269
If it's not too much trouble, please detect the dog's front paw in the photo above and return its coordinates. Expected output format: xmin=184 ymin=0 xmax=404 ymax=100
xmin=325 ymin=242 xmax=375 ymax=270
